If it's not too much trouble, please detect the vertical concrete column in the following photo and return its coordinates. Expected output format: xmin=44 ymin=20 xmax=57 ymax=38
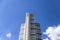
xmin=25 ymin=13 xmax=31 ymax=40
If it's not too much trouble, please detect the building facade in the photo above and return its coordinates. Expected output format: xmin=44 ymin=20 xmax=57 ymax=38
xmin=19 ymin=13 xmax=42 ymax=40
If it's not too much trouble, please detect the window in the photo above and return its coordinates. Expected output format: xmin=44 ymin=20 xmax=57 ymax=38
xmin=31 ymin=34 xmax=36 ymax=40
xmin=36 ymin=33 xmax=41 ymax=35
xmin=36 ymin=38 xmax=42 ymax=40
xmin=37 ymin=30 xmax=40 ymax=33
xmin=31 ymin=24 xmax=36 ymax=28
xmin=31 ymin=28 xmax=36 ymax=34
xmin=31 ymin=38 xmax=36 ymax=40
xmin=31 ymin=28 xmax=36 ymax=29
xmin=31 ymin=34 xmax=36 ymax=36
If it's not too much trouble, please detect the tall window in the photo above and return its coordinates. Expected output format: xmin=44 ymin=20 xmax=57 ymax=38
xmin=31 ymin=28 xmax=36 ymax=34
xmin=31 ymin=34 xmax=36 ymax=40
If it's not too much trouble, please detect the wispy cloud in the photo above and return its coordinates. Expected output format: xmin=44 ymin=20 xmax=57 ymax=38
xmin=43 ymin=25 xmax=60 ymax=40
xmin=6 ymin=32 xmax=12 ymax=38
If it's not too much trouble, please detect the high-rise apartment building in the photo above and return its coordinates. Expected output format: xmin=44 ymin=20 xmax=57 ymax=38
xmin=19 ymin=13 xmax=42 ymax=40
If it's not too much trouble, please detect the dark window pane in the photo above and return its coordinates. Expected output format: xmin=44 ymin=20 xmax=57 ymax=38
xmin=31 ymin=34 xmax=36 ymax=36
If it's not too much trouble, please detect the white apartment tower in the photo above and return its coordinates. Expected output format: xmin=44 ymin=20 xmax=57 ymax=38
xmin=19 ymin=13 xmax=42 ymax=40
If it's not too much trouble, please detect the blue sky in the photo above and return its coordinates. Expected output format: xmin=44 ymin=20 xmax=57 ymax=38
xmin=0 ymin=0 xmax=60 ymax=40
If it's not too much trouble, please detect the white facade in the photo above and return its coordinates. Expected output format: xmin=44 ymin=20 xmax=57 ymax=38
xmin=19 ymin=13 xmax=42 ymax=40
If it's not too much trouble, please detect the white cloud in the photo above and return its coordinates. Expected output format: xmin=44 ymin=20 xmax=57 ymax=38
xmin=43 ymin=25 xmax=60 ymax=40
xmin=43 ymin=38 xmax=49 ymax=40
xmin=6 ymin=32 xmax=11 ymax=38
